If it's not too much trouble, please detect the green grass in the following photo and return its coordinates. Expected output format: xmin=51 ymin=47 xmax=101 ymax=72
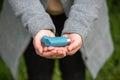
xmin=0 ymin=0 xmax=120 ymax=80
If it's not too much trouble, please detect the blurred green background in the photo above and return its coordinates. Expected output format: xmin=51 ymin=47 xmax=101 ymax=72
xmin=0 ymin=0 xmax=120 ymax=80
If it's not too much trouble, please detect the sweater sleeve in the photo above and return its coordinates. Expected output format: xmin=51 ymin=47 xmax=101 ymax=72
xmin=8 ymin=0 xmax=55 ymax=37
xmin=62 ymin=0 xmax=105 ymax=41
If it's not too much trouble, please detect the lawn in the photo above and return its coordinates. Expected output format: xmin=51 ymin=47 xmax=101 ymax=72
xmin=0 ymin=0 xmax=120 ymax=80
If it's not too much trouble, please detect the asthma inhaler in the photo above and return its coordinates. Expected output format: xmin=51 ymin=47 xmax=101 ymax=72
xmin=41 ymin=36 xmax=71 ymax=47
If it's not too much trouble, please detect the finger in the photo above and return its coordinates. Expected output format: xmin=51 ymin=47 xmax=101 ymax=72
xmin=47 ymin=46 xmax=56 ymax=51
xmin=55 ymin=49 xmax=67 ymax=58
xmin=43 ymin=46 xmax=48 ymax=52
xmin=42 ymin=50 xmax=57 ymax=57
xmin=35 ymin=48 xmax=44 ymax=57
xmin=56 ymin=47 xmax=68 ymax=52
xmin=43 ymin=50 xmax=66 ymax=59
xmin=67 ymin=47 xmax=80 ymax=55
xmin=57 ymin=49 xmax=66 ymax=56
xmin=33 ymin=37 xmax=43 ymax=53
xmin=68 ymin=39 xmax=81 ymax=51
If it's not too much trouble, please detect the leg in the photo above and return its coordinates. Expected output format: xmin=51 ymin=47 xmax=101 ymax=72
xmin=59 ymin=51 xmax=86 ymax=80
xmin=24 ymin=40 xmax=55 ymax=80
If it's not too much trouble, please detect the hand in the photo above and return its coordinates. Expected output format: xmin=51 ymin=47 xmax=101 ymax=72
xmin=62 ymin=33 xmax=83 ymax=55
xmin=43 ymin=46 xmax=68 ymax=58
xmin=33 ymin=30 xmax=67 ymax=59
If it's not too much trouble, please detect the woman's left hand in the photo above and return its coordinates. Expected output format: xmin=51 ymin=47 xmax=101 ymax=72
xmin=62 ymin=33 xmax=83 ymax=55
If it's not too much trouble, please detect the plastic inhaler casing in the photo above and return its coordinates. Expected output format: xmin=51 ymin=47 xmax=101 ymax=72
xmin=41 ymin=36 xmax=71 ymax=47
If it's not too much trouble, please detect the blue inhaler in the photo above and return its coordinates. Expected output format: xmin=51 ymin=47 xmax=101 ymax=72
xmin=41 ymin=36 xmax=71 ymax=47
